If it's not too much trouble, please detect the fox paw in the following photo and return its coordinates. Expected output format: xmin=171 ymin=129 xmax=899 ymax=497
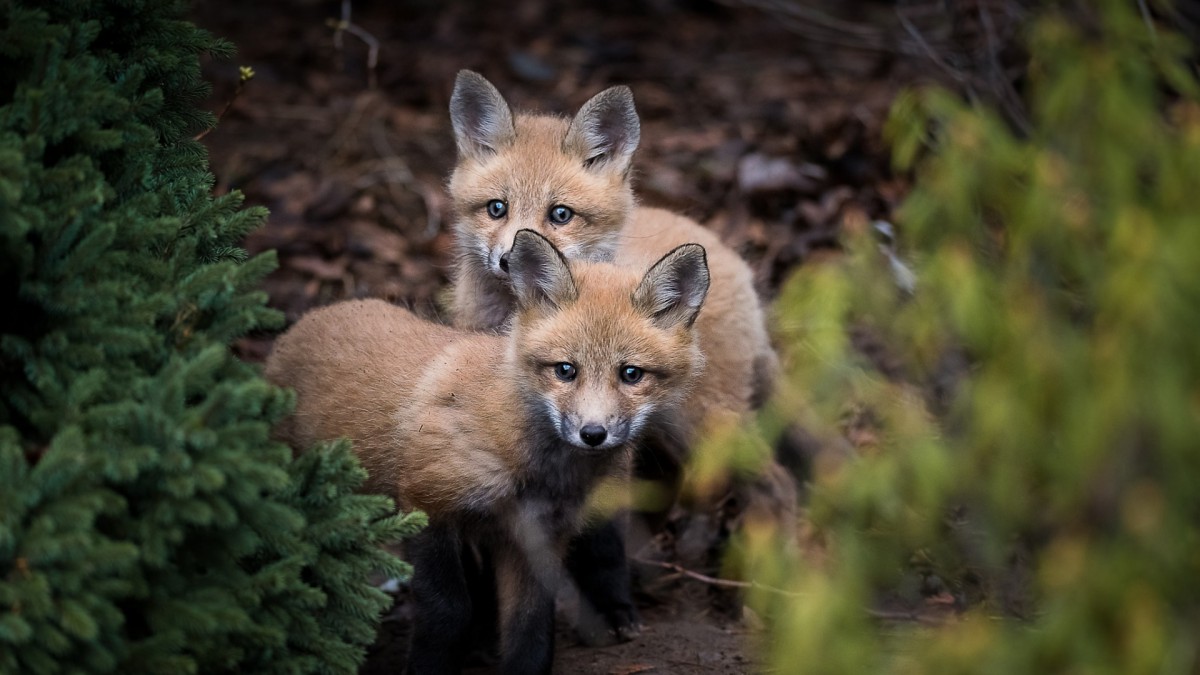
xmin=576 ymin=608 xmax=642 ymax=646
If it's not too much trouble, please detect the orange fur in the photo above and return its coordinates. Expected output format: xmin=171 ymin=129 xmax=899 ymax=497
xmin=265 ymin=299 xmax=522 ymax=518
xmin=267 ymin=232 xmax=712 ymax=670
xmin=265 ymin=234 xmax=708 ymax=526
xmin=615 ymin=207 xmax=778 ymax=451
xmin=445 ymin=72 xmax=780 ymax=472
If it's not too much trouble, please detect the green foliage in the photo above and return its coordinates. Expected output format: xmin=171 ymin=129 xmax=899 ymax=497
xmin=0 ymin=2 xmax=422 ymax=673
xmin=756 ymin=2 xmax=1200 ymax=673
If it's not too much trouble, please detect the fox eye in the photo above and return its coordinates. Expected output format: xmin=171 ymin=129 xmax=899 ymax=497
xmin=554 ymin=362 xmax=577 ymax=382
xmin=548 ymin=205 xmax=574 ymax=226
xmin=486 ymin=199 xmax=507 ymax=219
xmin=619 ymin=366 xmax=644 ymax=384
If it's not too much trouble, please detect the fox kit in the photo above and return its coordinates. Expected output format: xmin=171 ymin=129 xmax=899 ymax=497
xmin=449 ymin=68 xmax=777 ymax=446
xmin=265 ymin=230 xmax=709 ymax=675
xmin=446 ymin=72 xmax=790 ymax=531
xmin=448 ymin=71 xmax=637 ymax=331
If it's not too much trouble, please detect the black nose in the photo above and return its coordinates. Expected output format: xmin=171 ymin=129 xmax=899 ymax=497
xmin=579 ymin=425 xmax=607 ymax=447
xmin=498 ymin=251 xmax=510 ymax=273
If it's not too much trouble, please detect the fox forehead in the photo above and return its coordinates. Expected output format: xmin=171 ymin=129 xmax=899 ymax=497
xmin=516 ymin=264 xmax=699 ymax=375
xmin=449 ymin=115 xmax=631 ymax=214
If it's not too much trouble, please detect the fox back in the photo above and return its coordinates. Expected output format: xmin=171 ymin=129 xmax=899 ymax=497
xmin=265 ymin=230 xmax=709 ymax=525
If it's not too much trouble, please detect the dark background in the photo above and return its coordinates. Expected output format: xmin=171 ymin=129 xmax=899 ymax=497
xmin=191 ymin=1 xmax=1017 ymax=671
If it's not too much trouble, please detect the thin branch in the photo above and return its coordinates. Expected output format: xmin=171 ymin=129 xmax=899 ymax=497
xmin=364 ymin=118 xmax=441 ymax=240
xmin=1137 ymin=0 xmax=1158 ymax=43
xmin=327 ymin=0 xmax=380 ymax=89
xmin=635 ymin=557 xmax=794 ymax=594
xmin=634 ymin=557 xmax=951 ymax=625
xmin=194 ymin=66 xmax=254 ymax=142
xmin=896 ymin=3 xmax=970 ymax=87
xmin=978 ymin=2 xmax=1032 ymax=136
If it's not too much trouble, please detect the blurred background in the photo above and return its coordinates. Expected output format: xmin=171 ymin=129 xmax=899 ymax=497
xmin=193 ymin=0 xmax=1035 ymax=353
xmin=191 ymin=2 xmax=1200 ymax=673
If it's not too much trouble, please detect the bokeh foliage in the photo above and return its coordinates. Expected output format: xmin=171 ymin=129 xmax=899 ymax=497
xmin=751 ymin=2 xmax=1200 ymax=672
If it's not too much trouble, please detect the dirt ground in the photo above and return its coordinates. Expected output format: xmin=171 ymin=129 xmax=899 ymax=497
xmin=191 ymin=0 xmax=933 ymax=671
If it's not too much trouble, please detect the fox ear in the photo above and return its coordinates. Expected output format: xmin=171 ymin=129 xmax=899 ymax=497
xmin=450 ymin=70 xmax=516 ymax=160
xmin=633 ymin=244 xmax=710 ymax=330
xmin=508 ymin=229 xmax=579 ymax=310
xmin=565 ymin=86 xmax=640 ymax=174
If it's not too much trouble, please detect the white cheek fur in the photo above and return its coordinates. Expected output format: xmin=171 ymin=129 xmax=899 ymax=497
xmin=628 ymin=403 xmax=654 ymax=439
xmin=539 ymin=395 xmax=565 ymax=437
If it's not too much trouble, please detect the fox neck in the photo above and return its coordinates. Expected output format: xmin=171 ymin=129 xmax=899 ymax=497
xmin=517 ymin=422 xmax=629 ymax=542
xmin=500 ymin=365 xmax=629 ymax=541
xmin=453 ymin=257 xmax=518 ymax=331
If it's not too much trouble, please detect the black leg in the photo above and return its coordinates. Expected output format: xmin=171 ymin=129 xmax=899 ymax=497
xmin=566 ymin=517 xmax=640 ymax=645
xmin=495 ymin=544 xmax=557 ymax=675
xmin=405 ymin=523 xmax=472 ymax=675
xmin=462 ymin=541 xmax=499 ymax=665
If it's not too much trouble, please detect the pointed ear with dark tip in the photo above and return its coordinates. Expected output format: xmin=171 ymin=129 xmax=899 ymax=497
xmin=508 ymin=229 xmax=579 ymax=310
xmin=564 ymin=86 xmax=640 ymax=173
xmin=633 ymin=244 xmax=710 ymax=330
xmin=450 ymin=70 xmax=516 ymax=160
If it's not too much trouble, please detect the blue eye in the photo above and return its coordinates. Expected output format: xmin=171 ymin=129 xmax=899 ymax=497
xmin=487 ymin=200 xmax=507 ymax=219
xmin=619 ymin=366 xmax=644 ymax=384
xmin=554 ymin=363 xmax=577 ymax=381
xmin=548 ymin=205 xmax=574 ymax=225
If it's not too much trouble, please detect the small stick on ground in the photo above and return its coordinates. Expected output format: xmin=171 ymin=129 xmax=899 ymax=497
xmin=634 ymin=557 xmax=802 ymax=597
xmin=634 ymin=557 xmax=950 ymax=625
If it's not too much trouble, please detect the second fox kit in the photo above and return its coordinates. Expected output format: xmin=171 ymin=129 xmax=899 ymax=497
xmin=447 ymin=71 xmax=789 ymax=515
xmin=265 ymin=230 xmax=709 ymax=674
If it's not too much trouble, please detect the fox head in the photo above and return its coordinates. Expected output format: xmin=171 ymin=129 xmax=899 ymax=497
xmin=504 ymin=229 xmax=708 ymax=452
xmin=448 ymin=70 xmax=640 ymax=281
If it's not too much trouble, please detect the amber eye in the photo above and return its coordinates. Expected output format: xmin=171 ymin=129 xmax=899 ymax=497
xmin=554 ymin=362 xmax=577 ymax=382
xmin=487 ymin=199 xmax=507 ymax=219
xmin=548 ymin=205 xmax=574 ymax=225
xmin=619 ymin=366 xmax=644 ymax=384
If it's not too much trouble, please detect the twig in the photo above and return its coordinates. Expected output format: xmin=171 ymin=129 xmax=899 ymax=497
xmin=1137 ymin=0 xmax=1158 ymax=43
xmin=364 ymin=119 xmax=443 ymax=241
xmin=634 ymin=557 xmax=804 ymax=597
xmin=327 ymin=0 xmax=380 ymax=89
xmin=864 ymin=608 xmax=945 ymax=624
xmin=194 ymin=66 xmax=255 ymax=142
xmin=977 ymin=2 xmax=1033 ymax=136
xmin=896 ymin=3 xmax=971 ymax=88
xmin=634 ymin=557 xmax=950 ymax=625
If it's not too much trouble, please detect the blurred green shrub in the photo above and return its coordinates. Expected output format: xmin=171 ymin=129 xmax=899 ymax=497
xmin=752 ymin=2 xmax=1200 ymax=673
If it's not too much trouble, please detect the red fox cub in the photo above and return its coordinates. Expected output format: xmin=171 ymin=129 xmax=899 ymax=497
xmin=446 ymin=71 xmax=788 ymax=519
xmin=449 ymin=68 xmax=777 ymax=439
xmin=265 ymin=230 xmax=709 ymax=675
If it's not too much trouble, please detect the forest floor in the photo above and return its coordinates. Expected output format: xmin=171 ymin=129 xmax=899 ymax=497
xmin=192 ymin=1 xmax=930 ymax=671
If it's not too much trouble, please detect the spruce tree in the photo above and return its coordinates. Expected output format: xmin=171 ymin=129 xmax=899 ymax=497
xmin=0 ymin=1 xmax=423 ymax=673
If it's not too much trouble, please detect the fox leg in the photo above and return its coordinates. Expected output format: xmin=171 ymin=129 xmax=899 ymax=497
xmin=406 ymin=522 xmax=473 ymax=675
xmin=462 ymin=541 xmax=500 ymax=665
xmin=495 ymin=541 xmax=557 ymax=675
xmin=566 ymin=516 xmax=641 ymax=645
